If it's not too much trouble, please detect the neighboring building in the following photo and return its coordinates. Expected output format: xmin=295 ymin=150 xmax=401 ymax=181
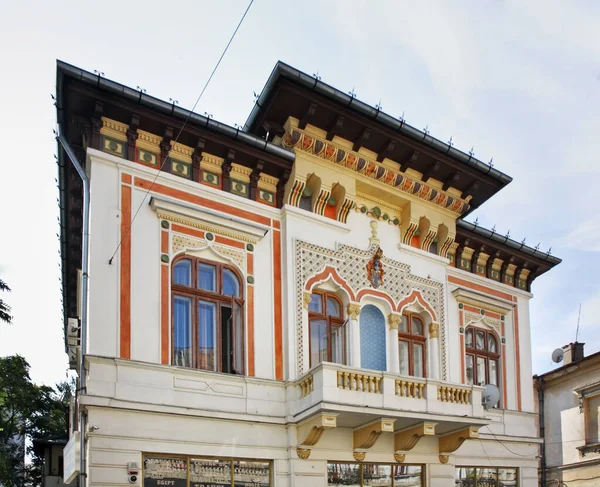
xmin=32 ymin=437 xmax=68 ymax=487
xmin=535 ymin=343 xmax=600 ymax=486
xmin=56 ymin=60 xmax=561 ymax=487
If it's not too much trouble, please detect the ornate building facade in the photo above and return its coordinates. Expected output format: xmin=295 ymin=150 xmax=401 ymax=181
xmin=56 ymin=61 xmax=560 ymax=486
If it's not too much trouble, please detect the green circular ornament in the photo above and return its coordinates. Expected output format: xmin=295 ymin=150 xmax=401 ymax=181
xmin=206 ymin=232 xmax=214 ymax=241
xmin=360 ymin=205 xmax=367 ymax=214
xmin=247 ymin=275 xmax=255 ymax=284
xmin=109 ymin=140 xmax=118 ymax=151
xmin=161 ymin=220 xmax=170 ymax=229
xmin=161 ymin=254 xmax=169 ymax=263
xmin=143 ymin=151 xmax=152 ymax=162
xmin=246 ymin=243 xmax=254 ymax=252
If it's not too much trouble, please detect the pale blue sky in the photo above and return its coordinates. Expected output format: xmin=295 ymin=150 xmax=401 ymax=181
xmin=1 ymin=0 xmax=598 ymax=387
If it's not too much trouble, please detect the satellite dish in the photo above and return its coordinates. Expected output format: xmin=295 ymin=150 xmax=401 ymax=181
xmin=552 ymin=348 xmax=564 ymax=364
xmin=482 ymin=384 xmax=500 ymax=410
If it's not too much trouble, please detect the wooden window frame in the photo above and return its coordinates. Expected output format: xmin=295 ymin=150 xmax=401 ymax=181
xmin=171 ymin=256 xmax=245 ymax=374
xmin=398 ymin=313 xmax=427 ymax=378
xmin=308 ymin=291 xmax=346 ymax=367
xmin=465 ymin=326 xmax=500 ymax=388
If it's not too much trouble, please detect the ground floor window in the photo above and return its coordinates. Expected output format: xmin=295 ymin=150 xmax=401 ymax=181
xmin=143 ymin=454 xmax=271 ymax=487
xmin=455 ymin=467 xmax=518 ymax=486
xmin=328 ymin=462 xmax=422 ymax=486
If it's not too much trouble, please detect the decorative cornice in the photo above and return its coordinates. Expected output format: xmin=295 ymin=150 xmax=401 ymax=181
xmin=100 ymin=117 xmax=128 ymax=141
xmin=282 ymin=127 xmax=470 ymax=216
xmin=170 ymin=141 xmax=193 ymax=161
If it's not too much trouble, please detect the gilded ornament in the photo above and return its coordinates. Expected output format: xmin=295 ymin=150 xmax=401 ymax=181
xmin=366 ymin=247 xmax=385 ymax=288
xmin=347 ymin=303 xmax=361 ymax=320
xmin=302 ymin=292 xmax=312 ymax=310
xmin=393 ymin=453 xmax=405 ymax=463
xmin=429 ymin=322 xmax=439 ymax=339
xmin=353 ymin=451 xmax=366 ymax=462
xmin=388 ymin=313 xmax=401 ymax=330
xmin=439 ymin=454 xmax=449 ymax=464
xmin=296 ymin=448 xmax=311 ymax=460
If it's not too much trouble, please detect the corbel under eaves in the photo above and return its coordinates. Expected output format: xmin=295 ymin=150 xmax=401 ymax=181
xmin=394 ymin=422 xmax=437 ymax=452
xmin=297 ymin=413 xmax=338 ymax=449
xmin=353 ymin=418 xmax=395 ymax=450
xmin=439 ymin=426 xmax=480 ymax=454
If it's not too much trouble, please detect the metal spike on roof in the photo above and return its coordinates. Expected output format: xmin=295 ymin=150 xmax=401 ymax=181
xmin=348 ymin=87 xmax=357 ymax=99
xmin=448 ymin=136 xmax=454 ymax=147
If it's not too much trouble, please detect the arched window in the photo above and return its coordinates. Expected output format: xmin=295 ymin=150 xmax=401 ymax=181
xmin=172 ymin=257 xmax=244 ymax=375
xmin=308 ymin=291 xmax=346 ymax=367
xmin=465 ymin=326 xmax=499 ymax=388
xmin=398 ymin=313 xmax=426 ymax=378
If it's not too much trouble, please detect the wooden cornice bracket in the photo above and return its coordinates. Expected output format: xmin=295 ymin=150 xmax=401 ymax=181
xmin=353 ymin=419 xmax=395 ymax=450
xmin=298 ymin=413 xmax=338 ymax=447
xmin=439 ymin=426 xmax=480 ymax=454
xmin=394 ymin=422 xmax=436 ymax=452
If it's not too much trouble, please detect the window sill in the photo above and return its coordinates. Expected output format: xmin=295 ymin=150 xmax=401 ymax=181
xmin=577 ymin=442 xmax=600 ymax=457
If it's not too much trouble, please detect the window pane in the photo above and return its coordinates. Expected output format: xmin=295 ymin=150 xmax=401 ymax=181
xmin=233 ymin=300 xmax=244 ymax=374
xmin=198 ymin=301 xmax=217 ymax=371
xmin=466 ymin=355 xmax=474 ymax=385
xmin=466 ymin=328 xmax=474 ymax=348
xmin=190 ymin=458 xmax=230 ymax=486
xmin=400 ymin=315 xmax=409 ymax=334
xmin=363 ymin=464 xmax=392 ymax=486
xmin=399 ymin=340 xmax=410 ymax=376
xmin=223 ymin=268 xmax=240 ymax=297
xmin=310 ymin=319 xmax=327 ymax=366
xmin=455 ymin=467 xmax=475 ymax=485
xmin=488 ymin=334 xmax=498 ymax=353
xmin=476 ymin=467 xmax=496 ymax=485
xmin=477 ymin=356 xmax=487 ymax=386
xmin=476 ymin=330 xmax=486 ymax=350
xmin=144 ymin=456 xmax=187 ymax=487
xmin=413 ymin=343 xmax=424 ymax=378
xmin=309 ymin=294 xmax=322 ymax=313
xmin=198 ymin=263 xmax=216 ymax=292
xmin=327 ymin=297 xmax=341 ymax=317
xmin=411 ymin=317 xmax=424 ymax=335
xmin=173 ymin=296 xmax=192 ymax=368
xmin=173 ymin=259 xmax=191 ymax=286
xmin=586 ymin=395 xmax=600 ymax=444
xmin=489 ymin=360 xmax=498 ymax=387
xmin=234 ymin=460 xmax=270 ymax=487
xmin=328 ymin=463 xmax=360 ymax=487
xmin=393 ymin=465 xmax=422 ymax=486
xmin=498 ymin=468 xmax=517 ymax=484
xmin=331 ymin=323 xmax=346 ymax=365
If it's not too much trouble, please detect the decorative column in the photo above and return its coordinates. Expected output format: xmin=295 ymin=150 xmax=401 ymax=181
xmin=428 ymin=322 xmax=440 ymax=380
xmin=302 ymin=291 xmax=312 ymax=375
xmin=347 ymin=303 xmax=361 ymax=368
xmin=388 ymin=313 xmax=401 ymax=374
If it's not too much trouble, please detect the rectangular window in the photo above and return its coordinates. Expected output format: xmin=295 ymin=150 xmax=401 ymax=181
xmin=476 ymin=356 xmax=486 ymax=386
xmin=328 ymin=463 xmax=422 ymax=486
xmin=144 ymin=455 xmax=272 ymax=487
xmin=198 ymin=301 xmax=217 ymax=371
xmin=489 ymin=360 xmax=498 ymax=386
xmin=331 ymin=322 xmax=346 ymax=365
xmin=586 ymin=395 xmax=600 ymax=445
xmin=198 ymin=263 xmax=216 ymax=292
xmin=413 ymin=343 xmax=424 ymax=378
xmin=455 ymin=466 xmax=518 ymax=486
xmin=399 ymin=340 xmax=409 ymax=376
xmin=310 ymin=319 xmax=328 ymax=366
xmin=466 ymin=355 xmax=474 ymax=385
xmin=173 ymin=296 xmax=192 ymax=368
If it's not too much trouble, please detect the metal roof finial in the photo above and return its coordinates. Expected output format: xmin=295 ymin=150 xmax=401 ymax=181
xmin=506 ymin=230 xmax=511 ymax=238
xmin=376 ymin=99 xmax=383 ymax=111
xmin=491 ymin=224 xmax=496 ymax=233
xmin=469 ymin=146 xmax=475 ymax=157
xmin=521 ymin=237 xmax=527 ymax=245
xmin=474 ymin=217 xmax=479 ymax=226
xmin=448 ymin=136 xmax=454 ymax=147
xmin=94 ymin=70 xmax=105 ymax=77
xmin=534 ymin=242 xmax=541 ymax=251
xmin=312 ymin=70 xmax=321 ymax=81
xmin=348 ymin=87 xmax=357 ymax=99
xmin=423 ymin=125 xmax=430 ymax=135
xmin=204 ymin=112 xmax=213 ymax=119
xmin=136 ymin=86 xmax=147 ymax=94
xmin=488 ymin=157 xmax=494 ymax=168
xmin=547 ymin=247 xmax=552 ymax=255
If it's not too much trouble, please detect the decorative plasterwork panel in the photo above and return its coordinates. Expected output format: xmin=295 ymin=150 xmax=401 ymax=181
xmin=282 ymin=127 xmax=470 ymax=216
xmin=296 ymin=240 xmax=446 ymax=378
xmin=463 ymin=312 xmax=502 ymax=337
xmin=172 ymin=234 xmax=245 ymax=270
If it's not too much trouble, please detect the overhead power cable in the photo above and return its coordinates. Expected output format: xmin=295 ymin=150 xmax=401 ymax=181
xmin=108 ymin=0 xmax=255 ymax=265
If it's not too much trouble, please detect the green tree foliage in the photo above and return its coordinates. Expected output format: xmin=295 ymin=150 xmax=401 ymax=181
xmin=0 ymin=356 xmax=72 ymax=487
xmin=0 ymin=279 xmax=12 ymax=324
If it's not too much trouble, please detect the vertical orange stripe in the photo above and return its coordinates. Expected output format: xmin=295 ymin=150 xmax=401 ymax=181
xmin=514 ymin=305 xmax=522 ymax=411
xmin=247 ymin=253 xmax=254 ymax=275
xmin=161 ymin=231 xmax=169 ymax=254
xmin=273 ymin=229 xmax=283 ymax=380
xmin=120 ymin=185 xmax=132 ymax=359
xmin=161 ymin=263 xmax=169 ymax=364
xmin=501 ymin=320 xmax=508 ymax=408
xmin=247 ymin=285 xmax=255 ymax=377
xmin=459 ymin=310 xmax=465 ymax=383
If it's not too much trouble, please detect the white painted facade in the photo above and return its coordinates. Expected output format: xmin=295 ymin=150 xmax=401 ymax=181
xmin=71 ymin=145 xmax=544 ymax=487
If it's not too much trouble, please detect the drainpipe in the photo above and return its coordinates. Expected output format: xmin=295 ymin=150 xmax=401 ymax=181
xmin=57 ymin=130 xmax=89 ymax=487
xmin=536 ymin=375 xmax=546 ymax=487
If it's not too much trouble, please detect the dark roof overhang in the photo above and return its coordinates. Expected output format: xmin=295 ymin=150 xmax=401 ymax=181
xmin=244 ymin=61 xmax=513 ymax=213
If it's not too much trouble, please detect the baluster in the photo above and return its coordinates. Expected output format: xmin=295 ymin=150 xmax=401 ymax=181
xmin=337 ymin=371 xmax=343 ymax=388
xmin=375 ymin=377 xmax=381 ymax=393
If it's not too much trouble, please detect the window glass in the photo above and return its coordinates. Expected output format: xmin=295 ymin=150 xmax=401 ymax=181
xmin=190 ymin=458 xmax=230 ymax=486
xmin=413 ymin=343 xmax=424 ymax=378
xmin=398 ymin=340 xmax=409 ymax=376
xmin=476 ymin=356 xmax=486 ymax=386
xmin=498 ymin=468 xmax=517 ymax=483
xmin=233 ymin=460 xmax=270 ymax=487
xmin=310 ymin=319 xmax=327 ymax=366
xmin=198 ymin=263 xmax=216 ymax=292
xmin=173 ymin=259 xmax=192 ymax=286
xmin=309 ymin=294 xmax=322 ymax=313
xmin=476 ymin=330 xmax=486 ymax=350
xmin=144 ymin=456 xmax=187 ymax=487
xmin=488 ymin=334 xmax=498 ymax=353
xmin=198 ymin=301 xmax=217 ymax=371
xmin=233 ymin=300 xmax=244 ymax=374
xmin=327 ymin=463 xmax=360 ymax=487
xmin=223 ymin=268 xmax=240 ymax=297
xmin=331 ymin=323 xmax=346 ymax=365
xmin=476 ymin=467 xmax=497 ymax=485
xmin=173 ymin=296 xmax=192 ymax=368
xmin=489 ymin=360 xmax=498 ymax=387
xmin=466 ymin=355 xmax=474 ymax=385
xmin=393 ymin=465 xmax=422 ymax=486
xmin=363 ymin=464 xmax=391 ymax=486
xmin=465 ymin=329 xmax=474 ymax=348
xmin=327 ymin=297 xmax=341 ymax=317
xmin=586 ymin=395 xmax=600 ymax=444
xmin=399 ymin=315 xmax=409 ymax=334
xmin=411 ymin=317 xmax=423 ymax=335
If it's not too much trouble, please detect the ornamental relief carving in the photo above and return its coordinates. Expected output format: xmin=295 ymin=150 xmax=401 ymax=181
xmin=463 ymin=311 xmax=501 ymax=336
xmin=171 ymin=234 xmax=245 ymax=270
xmin=296 ymin=240 xmax=447 ymax=378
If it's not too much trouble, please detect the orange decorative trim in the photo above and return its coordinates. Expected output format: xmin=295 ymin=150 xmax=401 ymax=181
xmin=305 ymin=266 xmax=356 ymax=301
xmin=215 ymin=235 xmax=245 ymax=249
xmin=134 ymin=177 xmax=271 ymax=226
xmin=459 ymin=309 xmax=465 ymax=384
xmin=272 ymin=220 xmax=281 ymax=230
xmin=160 ymin=263 xmax=169 ymax=364
xmin=172 ymin=224 xmax=204 ymax=240
xmin=463 ymin=304 xmax=501 ymax=320
xmin=501 ymin=320 xmax=508 ymax=408
xmin=247 ymin=283 xmax=255 ymax=377
xmin=448 ymin=275 xmax=514 ymax=302
xmin=161 ymin=230 xmax=169 ymax=254
xmin=514 ymin=305 xmax=522 ymax=411
xmin=120 ymin=184 xmax=132 ymax=359
xmin=397 ymin=289 xmax=438 ymax=321
xmin=121 ymin=173 xmax=132 ymax=184
xmin=355 ymin=288 xmax=396 ymax=311
xmin=273 ymin=229 xmax=283 ymax=380
xmin=247 ymin=253 xmax=254 ymax=276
